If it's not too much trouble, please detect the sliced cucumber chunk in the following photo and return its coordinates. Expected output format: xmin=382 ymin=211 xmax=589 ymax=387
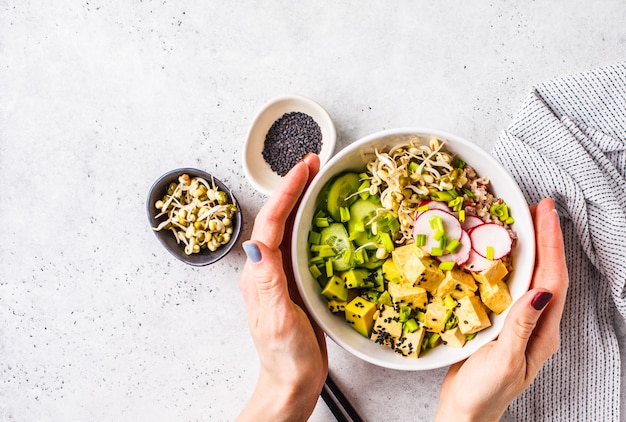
xmin=325 ymin=172 xmax=361 ymax=222
xmin=320 ymin=223 xmax=355 ymax=272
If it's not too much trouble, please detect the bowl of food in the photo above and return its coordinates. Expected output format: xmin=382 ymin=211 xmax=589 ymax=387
xmin=147 ymin=168 xmax=242 ymax=266
xmin=291 ymin=128 xmax=535 ymax=370
xmin=242 ymin=94 xmax=336 ymax=196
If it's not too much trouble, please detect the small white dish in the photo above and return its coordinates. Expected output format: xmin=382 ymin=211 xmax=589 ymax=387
xmin=243 ymin=94 xmax=336 ymax=196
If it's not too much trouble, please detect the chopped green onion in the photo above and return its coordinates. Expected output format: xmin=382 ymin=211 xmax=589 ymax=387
xmin=505 ymin=216 xmax=515 ymax=225
xmin=453 ymin=158 xmax=466 ymax=168
xmin=429 ymin=333 xmax=441 ymax=348
xmin=416 ymin=311 xmax=426 ymax=323
xmin=359 ymin=172 xmax=369 ymax=179
xmin=429 ymin=216 xmax=445 ymax=232
xmin=431 ymin=191 xmax=454 ymax=202
xmin=443 ymin=295 xmax=456 ymax=310
xmin=462 ymin=188 xmax=475 ymax=198
xmin=378 ymin=232 xmax=394 ymax=252
xmin=431 ymin=247 xmax=443 ymax=256
xmin=446 ymin=239 xmax=462 ymax=253
xmin=417 ymin=204 xmax=429 ymax=213
xmin=309 ymin=264 xmax=322 ymax=279
xmin=399 ymin=305 xmax=412 ymax=322
xmin=465 ymin=333 xmax=477 ymax=341
xmin=432 ymin=230 xmax=445 ymax=241
xmin=315 ymin=217 xmax=329 ymax=228
xmin=308 ymin=231 xmax=321 ymax=245
xmin=486 ymin=245 xmax=495 ymax=260
xmin=325 ymin=259 xmax=334 ymax=277
xmin=446 ymin=189 xmax=459 ymax=199
xmin=339 ymin=207 xmax=350 ymax=222
xmin=403 ymin=318 xmax=419 ymax=333
xmin=439 ymin=261 xmax=455 ymax=271
xmin=343 ymin=250 xmax=353 ymax=264
xmin=458 ymin=209 xmax=466 ymax=222
xmin=317 ymin=245 xmax=336 ymax=258
xmin=415 ymin=234 xmax=427 ymax=246
xmin=358 ymin=180 xmax=371 ymax=200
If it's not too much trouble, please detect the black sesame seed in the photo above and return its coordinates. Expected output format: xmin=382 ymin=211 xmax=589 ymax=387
xmin=262 ymin=112 xmax=322 ymax=176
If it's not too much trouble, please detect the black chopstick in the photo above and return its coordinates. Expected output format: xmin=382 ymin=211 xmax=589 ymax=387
xmin=321 ymin=373 xmax=364 ymax=422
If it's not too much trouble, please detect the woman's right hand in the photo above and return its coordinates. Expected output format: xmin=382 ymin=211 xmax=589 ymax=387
xmin=434 ymin=198 xmax=569 ymax=422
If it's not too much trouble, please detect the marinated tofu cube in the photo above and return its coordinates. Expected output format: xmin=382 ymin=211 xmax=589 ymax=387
xmin=392 ymin=244 xmax=443 ymax=287
xmin=441 ymin=327 xmax=466 ymax=348
xmin=424 ymin=299 xmax=448 ymax=333
xmin=479 ymin=279 xmax=513 ymax=314
xmin=457 ymin=295 xmax=492 ymax=334
xmin=370 ymin=305 xmax=403 ymax=347
xmin=413 ymin=258 xmax=446 ymax=293
xmin=395 ymin=327 xmax=426 ymax=358
xmin=471 ymin=259 xmax=508 ymax=285
xmin=436 ymin=268 xmax=477 ymax=300
xmin=388 ymin=282 xmax=428 ymax=311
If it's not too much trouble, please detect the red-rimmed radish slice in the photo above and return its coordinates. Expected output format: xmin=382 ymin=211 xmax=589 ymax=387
xmin=436 ymin=229 xmax=471 ymax=265
xmin=462 ymin=249 xmax=494 ymax=272
xmin=416 ymin=200 xmax=452 ymax=216
xmin=469 ymin=223 xmax=512 ymax=260
xmin=462 ymin=215 xmax=484 ymax=232
xmin=413 ymin=209 xmax=462 ymax=254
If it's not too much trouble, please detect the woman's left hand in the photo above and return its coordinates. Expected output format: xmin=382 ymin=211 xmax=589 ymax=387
xmin=237 ymin=154 xmax=328 ymax=422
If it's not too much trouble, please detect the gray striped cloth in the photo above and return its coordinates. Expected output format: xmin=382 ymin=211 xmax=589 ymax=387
xmin=492 ymin=62 xmax=626 ymax=421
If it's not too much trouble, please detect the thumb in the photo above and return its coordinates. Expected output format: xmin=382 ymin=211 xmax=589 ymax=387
xmin=241 ymin=240 xmax=291 ymax=312
xmin=495 ymin=288 xmax=553 ymax=360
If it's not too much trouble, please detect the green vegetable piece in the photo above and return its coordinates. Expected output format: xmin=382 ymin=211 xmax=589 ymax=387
xmin=431 ymin=191 xmax=454 ymax=202
xmin=453 ymin=158 xmax=466 ymax=169
xmin=443 ymin=295 xmax=456 ymax=310
xmin=315 ymin=217 xmax=330 ymax=228
xmin=465 ymin=333 xmax=477 ymax=341
xmin=357 ymin=180 xmax=371 ymax=200
xmin=429 ymin=333 xmax=441 ymax=348
xmin=458 ymin=209 xmax=466 ymax=222
xmin=308 ymin=230 xmax=321 ymax=245
xmin=505 ymin=216 xmax=515 ymax=225
xmin=325 ymin=172 xmax=361 ymax=222
xmin=340 ymin=207 xmax=351 ymax=223
xmin=416 ymin=311 xmax=426 ymax=323
xmin=417 ymin=204 xmax=429 ymax=213
xmin=403 ymin=318 xmax=419 ymax=333
xmin=462 ymin=188 xmax=475 ymax=198
xmin=378 ymin=291 xmax=393 ymax=306
xmin=486 ymin=245 xmax=495 ymax=260
xmin=317 ymin=245 xmax=336 ymax=258
xmin=309 ymin=264 xmax=322 ymax=280
xmin=446 ymin=239 xmax=462 ymax=253
xmin=399 ymin=305 xmax=412 ymax=322
xmin=378 ymin=232 xmax=394 ymax=253
xmin=431 ymin=247 xmax=443 ymax=257
xmin=408 ymin=162 xmax=419 ymax=173
xmin=415 ymin=234 xmax=426 ymax=247
xmin=325 ymin=259 xmax=334 ymax=278
xmin=438 ymin=261 xmax=455 ymax=271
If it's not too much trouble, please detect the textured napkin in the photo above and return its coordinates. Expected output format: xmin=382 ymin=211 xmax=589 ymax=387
xmin=492 ymin=62 xmax=626 ymax=421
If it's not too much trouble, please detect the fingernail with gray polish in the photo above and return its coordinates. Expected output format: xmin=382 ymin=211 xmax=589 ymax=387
xmin=242 ymin=241 xmax=262 ymax=263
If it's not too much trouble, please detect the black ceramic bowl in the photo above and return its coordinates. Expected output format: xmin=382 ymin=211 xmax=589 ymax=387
xmin=146 ymin=168 xmax=242 ymax=266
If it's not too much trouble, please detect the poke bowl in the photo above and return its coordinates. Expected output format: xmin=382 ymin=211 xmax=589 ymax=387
xmin=291 ymin=128 xmax=535 ymax=370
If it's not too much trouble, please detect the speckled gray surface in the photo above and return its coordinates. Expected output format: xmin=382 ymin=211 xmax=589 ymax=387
xmin=1 ymin=1 xmax=624 ymax=420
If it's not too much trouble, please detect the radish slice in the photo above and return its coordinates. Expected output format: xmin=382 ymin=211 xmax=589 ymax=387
xmin=416 ymin=200 xmax=452 ymax=216
xmin=413 ymin=209 xmax=462 ymax=254
xmin=462 ymin=249 xmax=494 ymax=272
xmin=469 ymin=223 xmax=512 ymax=260
xmin=436 ymin=229 xmax=471 ymax=265
xmin=461 ymin=215 xmax=484 ymax=232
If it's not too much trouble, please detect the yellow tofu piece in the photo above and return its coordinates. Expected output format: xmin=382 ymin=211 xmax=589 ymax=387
xmin=436 ymin=268 xmax=477 ymax=300
xmin=395 ymin=328 xmax=426 ymax=358
xmin=479 ymin=280 xmax=513 ymax=314
xmin=388 ymin=282 xmax=428 ymax=311
xmin=413 ymin=257 xmax=446 ymax=293
xmin=391 ymin=244 xmax=443 ymax=287
xmin=471 ymin=259 xmax=508 ymax=285
xmin=424 ymin=299 xmax=449 ymax=333
xmin=370 ymin=305 xmax=403 ymax=347
xmin=441 ymin=327 xmax=466 ymax=348
xmin=345 ymin=297 xmax=377 ymax=337
xmin=382 ymin=258 xmax=403 ymax=283
xmin=456 ymin=296 xmax=492 ymax=334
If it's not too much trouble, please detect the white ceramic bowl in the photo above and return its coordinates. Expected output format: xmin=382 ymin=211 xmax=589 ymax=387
xmin=291 ymin=128 xmax=535 ymax=370
xmin=243 ymin=94 xmax=336 ymax=196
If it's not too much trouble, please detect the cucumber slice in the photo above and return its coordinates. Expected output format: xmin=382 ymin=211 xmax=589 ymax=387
xmin=325 ymin=172 xmax=361 ymax=221
xmin=320 ymin=223 xmax=355 ymax=272
xmin=347 ymin=198 xmax=380 ymax=247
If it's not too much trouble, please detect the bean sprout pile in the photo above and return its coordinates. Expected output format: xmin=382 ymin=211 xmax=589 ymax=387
xmin=153 ymin=174 xmax=238 ymax=255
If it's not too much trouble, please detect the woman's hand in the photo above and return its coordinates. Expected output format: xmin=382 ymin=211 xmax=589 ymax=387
xmin=237 ymin=154 xmax=328 ymax=422
xmin=434 ymin=198 xmax=569 ymax=422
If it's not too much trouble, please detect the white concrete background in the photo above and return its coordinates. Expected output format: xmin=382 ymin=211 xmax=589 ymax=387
xmin=1 ymin=1 xmax=624 ymax=420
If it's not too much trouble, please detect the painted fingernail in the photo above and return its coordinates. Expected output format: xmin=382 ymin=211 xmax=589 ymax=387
xmin=531 ymin=291 xmax=553 ymax=311
xmin=242 ymin=241 xmax=262 ymax=263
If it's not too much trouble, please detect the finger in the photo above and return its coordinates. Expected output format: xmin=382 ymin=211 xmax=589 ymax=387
xmin=303 ymin=152 xmax=320 ymax=184
xmin=251 ymin=159 xmax=310 ymax=248
xmin=240 ymin=240 xmax=292 ymax=320
xmin=494 ymin=288 xmax=553 ymax=364
xmin=533 ymin=199 xmax=566 ymax=275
